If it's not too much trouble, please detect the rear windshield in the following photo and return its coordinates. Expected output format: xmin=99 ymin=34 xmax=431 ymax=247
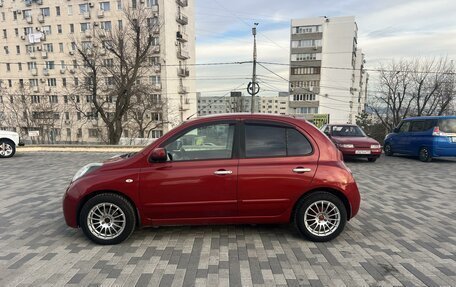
xmin=439 ymin=119 xmax=456 ymax=133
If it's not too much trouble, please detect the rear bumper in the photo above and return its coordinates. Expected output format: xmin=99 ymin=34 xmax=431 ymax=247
xmin=433 ymin=147 xmax=456 ymax=157
xmin=432 ymin=137 xmax=456 ymax=157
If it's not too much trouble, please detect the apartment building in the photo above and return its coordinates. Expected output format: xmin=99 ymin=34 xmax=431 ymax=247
xmin=289 ymin=16 xmax=368 ymax=124
xmin=0 ymin=0 xmax=195 ymax=143
xmin=197 ymin=92 xmax=289 ymax=116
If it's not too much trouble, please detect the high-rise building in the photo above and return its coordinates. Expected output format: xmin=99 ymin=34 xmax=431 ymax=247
xmin=197 ymin=92 xmax=289 ymax=116
xmin=289 ymin=16 xmax=368 ymax=124
xmin=0 ymin=0 xmax=195 ymax=143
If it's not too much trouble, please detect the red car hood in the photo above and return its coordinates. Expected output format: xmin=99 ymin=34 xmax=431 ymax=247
xmin=331 ymin=136 xmax=379 ymax=148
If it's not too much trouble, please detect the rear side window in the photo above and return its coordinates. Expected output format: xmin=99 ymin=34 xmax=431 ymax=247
xmin=439 ymin=119 xmax=456 ymax=133
xmin=245 ymin=124 xmax=312 ymax=158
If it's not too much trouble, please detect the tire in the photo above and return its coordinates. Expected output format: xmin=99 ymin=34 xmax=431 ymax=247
xmin=384 ymin=143 xmax=393 ymax=156
xmin=294 ymin=191 xmax=347 ymax=242
xmin=419 ymin=147 xmax=432 ymax=162
xmin=79 ymin=193 xmax=136 ymax=245
xmin=0 ymin=139 xmax=16 ymax=158
xmin=367 ymin=157 xmax=377 ymax=162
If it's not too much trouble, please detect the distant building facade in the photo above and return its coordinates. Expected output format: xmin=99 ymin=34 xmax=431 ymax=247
xmin=197 ymin=92 xmax=289 ymax=116
xmin=289 ymin=16 xmax=368 ymax=124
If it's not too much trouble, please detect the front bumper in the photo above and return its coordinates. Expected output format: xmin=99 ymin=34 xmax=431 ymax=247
xmin=62 ymin=184 xmax=79 ymax=228
xmin=338 ymin=147 xmax=382 ymax=158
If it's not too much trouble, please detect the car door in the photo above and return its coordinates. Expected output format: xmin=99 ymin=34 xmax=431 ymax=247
xmin=139 ymin=121 xmax=239 ymax=220
xmin=392 ymin=121 xmax=411 ymax=153
xmin=237 ymin=121 xmax=318 ymax=217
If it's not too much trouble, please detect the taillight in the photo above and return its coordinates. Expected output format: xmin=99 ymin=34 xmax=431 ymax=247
xmin=432 ymin=126 xmax=446 ymax=136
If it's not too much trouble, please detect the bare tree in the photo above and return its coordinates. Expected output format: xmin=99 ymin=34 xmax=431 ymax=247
xmin=2 ymin=84 xmax=63 ymax=143
xmin=126 ymin=93 xmax=168 ymax=138
xmin=71 ymin=6 xmax=162 ymax=144
xmin=369 ymin=57 xmax=455 ymax=132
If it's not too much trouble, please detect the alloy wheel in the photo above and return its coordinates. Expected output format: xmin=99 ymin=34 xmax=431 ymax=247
xmin=304 ymin=200 xmax=341 ymax=237
xmin=0 ymin=142 xmax=13 ymax=157
xmin=87 ymin=203 xmax=126 ymax=239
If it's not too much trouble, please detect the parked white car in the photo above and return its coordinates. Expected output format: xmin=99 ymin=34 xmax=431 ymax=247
xmin=0 ymin=131 xmax=20 ymax=158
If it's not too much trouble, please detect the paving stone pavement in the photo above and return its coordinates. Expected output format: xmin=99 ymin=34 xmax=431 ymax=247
xmin=0 ymin=152 xmax=455 ymax=287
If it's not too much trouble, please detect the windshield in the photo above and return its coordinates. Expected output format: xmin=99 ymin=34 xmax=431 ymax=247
xmin=439 ymin=119 xmax=456 ymax=133
xmin=331 ymin=125 xmax=366 ymax=137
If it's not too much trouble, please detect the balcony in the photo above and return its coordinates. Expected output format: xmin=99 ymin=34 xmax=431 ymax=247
xmin=26 ymin=16 xmax=33 ymax=24
xmin=152 ymin=45 xmax=160 ymax=54
xmin=41 ymin=51 xmax=48 ymax=58
xmin=84 ymin=29 xmax=92 ymax=38
xmin=151 ymin=5 xmax=159 ymax=12
xmin=32 ymin=86 xmax=39 ymax=93
xmin=177 ymin=67 xmax=189 ymax=77
xmin=31 ymin=68 xmax=38 ymax=76
xmin=177 ymin=49 xmax=189 ymax=60
xmin=178 ymin=85 xmax=188 ymax=94
xmin=152 ymin=83 xmax=162 ymax=91
xmin=153 ymin=64 xmax=161 ymax=73
xmin=176 ymin=0 xmax=188 ymax=7
xmin=83 ymin=11 xmax=91 ymax=19
xmin=29 ymin=52 xmax=36 ymax=59
xmin=44 ymin=86 xmax=51 ymax=93
xmin=97 ymin=10 xmax=104 ymax=18
xmin=152 ymin=26 xmax=160 ymax=34
xmin=43 ymin=68 xmax=49 ymax=76
xmin=176 ymin=13 xmax=188 ymax=25
xmin=176 ymin=31 xmax=188 ymax=42
xmin=37 ymin=14 xmax=44 ymax=23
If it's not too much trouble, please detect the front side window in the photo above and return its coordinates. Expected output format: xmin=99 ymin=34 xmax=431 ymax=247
xmin=398 ymin=121 xmax=410 ymax=133
xmin=164 ymin=123 xmax=235 ymax=161
xmin=245 ymin=124 xmax=312 ymax=158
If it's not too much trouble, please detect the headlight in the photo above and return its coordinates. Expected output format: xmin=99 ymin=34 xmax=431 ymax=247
xmin=338 ymin=144 xmax=354 ymax=148
xmin=371 ymin=144 xmax=381 ymax=149
xmin=72 ymin=163 xmax=103 ymax=182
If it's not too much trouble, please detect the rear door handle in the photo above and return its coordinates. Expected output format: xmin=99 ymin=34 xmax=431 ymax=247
xmin=214 ymin=170 xmax=233 ymax=175
xmin=292 ymin=167 xmax=312 ymax=174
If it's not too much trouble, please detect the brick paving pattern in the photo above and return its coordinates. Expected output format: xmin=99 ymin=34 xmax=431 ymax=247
xmin=0 ymin=152 xmax=455 ymax=286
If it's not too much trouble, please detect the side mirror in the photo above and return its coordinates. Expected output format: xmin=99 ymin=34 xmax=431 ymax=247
xmin=393 ymin=128 xmax=399 ymax=133
xmin=150 ymin=148 xmax=167 ymax=163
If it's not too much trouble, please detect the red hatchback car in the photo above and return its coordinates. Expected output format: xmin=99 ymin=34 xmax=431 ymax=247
xmin=322 ymin=124 xmax=382 ymax=162
xmin=63 ymin=114 xmax=361 ymax=245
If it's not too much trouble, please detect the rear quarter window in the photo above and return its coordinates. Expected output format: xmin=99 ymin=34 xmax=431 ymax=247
xmin=439 ymin=119 xmax=456 ymax=133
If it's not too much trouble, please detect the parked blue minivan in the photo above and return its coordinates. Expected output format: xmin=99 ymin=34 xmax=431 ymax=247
xmin=384 ymin=116 xmax=456 ymax=162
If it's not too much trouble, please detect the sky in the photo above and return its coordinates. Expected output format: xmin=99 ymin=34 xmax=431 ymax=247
xmin=194 ymin=0 xmax=456 ymax=97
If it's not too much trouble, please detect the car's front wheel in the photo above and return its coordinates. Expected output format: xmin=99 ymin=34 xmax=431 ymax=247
xmin=294 ymin=191 xmax=347 ymax=242
xmin=0 ymin=139 xmax=16 ymax=158
xmin=79 ymin=193 xmax=136 ymax=245
xmin=384 ymin=143 xmax=393 ymax=156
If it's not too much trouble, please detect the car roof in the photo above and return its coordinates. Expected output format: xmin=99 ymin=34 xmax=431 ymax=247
xmin=326 ymin=124 xmax=358 ymax=127
xmin=188 ymin=113 xmax=306 ymax=123
xmin=404 ymin=115 xmax=456 ymax=121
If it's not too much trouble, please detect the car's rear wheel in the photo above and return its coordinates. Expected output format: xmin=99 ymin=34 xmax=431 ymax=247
xmin=384 ymin=144 xmax=393 ymax=156
xmin=419 ymin=147 xmax=432 ymax=162
xmin=79 ymin=193 xmax=136 ymax=245
xmin=294 ymin=191 xmax=347 ymax=242
xmin=0 ymin=139 xmax=16 ymax=158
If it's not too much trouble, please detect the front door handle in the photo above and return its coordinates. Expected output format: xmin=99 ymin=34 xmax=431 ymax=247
xmin=214 ymin=170 xmax=233 ymax=175
xmin=292 ymin=167 xmax=312 ymax=174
